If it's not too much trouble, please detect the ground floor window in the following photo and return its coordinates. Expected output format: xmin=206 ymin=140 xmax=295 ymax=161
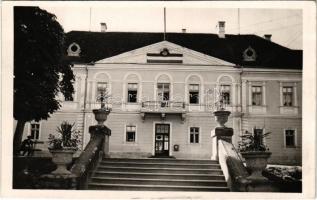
xmin=30 ymin=122 xmax=40 ymax=140
xmin=190 ymin=127 xmax=199 ymax=143
xmin=126 ymin=125 xmax=136 ymax=142
xmin=285 ymin=129 xmax=296 ymax=147
xmin=253 ymin=128 xmax=263 ymax=145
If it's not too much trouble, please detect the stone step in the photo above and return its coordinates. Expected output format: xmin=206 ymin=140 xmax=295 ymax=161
xmin=99 ymin=161 xmax=221 ymax=169
xmin=95 ymin=166 xmax=223 ymax=175
xmin=103 ymin=158 xmax=218 ymax=164
xmin=88 ymin=183 xmax=230 ymax=191
xmin=90 ymin=177 xmax=228 ymax=187
xmin=93 ymin=171 xmax=225 ymax=179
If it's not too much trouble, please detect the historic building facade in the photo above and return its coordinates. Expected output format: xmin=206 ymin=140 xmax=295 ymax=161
xmin=20 ymin=25 xmax=302 ymax=165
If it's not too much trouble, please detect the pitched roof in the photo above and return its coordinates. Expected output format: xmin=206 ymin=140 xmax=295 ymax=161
xmin=65 ymin=31 xmax=302 ymax=69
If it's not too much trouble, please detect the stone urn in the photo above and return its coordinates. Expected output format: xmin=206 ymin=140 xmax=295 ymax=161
xmin=49 ymin=148 xmax=77 ymax=175
xmin=213 ymin=110 xmax=231 ymax=127
xmin=93 ymin=108 xmax=111 ymax=125
xmin=241 ymin=151 xmax=272 ymax=180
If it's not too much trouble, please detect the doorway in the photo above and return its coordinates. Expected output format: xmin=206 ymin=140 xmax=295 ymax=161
xmin=155 ymin=124 xmax=170 ymax=157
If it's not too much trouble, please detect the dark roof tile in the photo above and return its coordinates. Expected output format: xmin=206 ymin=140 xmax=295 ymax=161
xmin=65 ymin=31 xmax=302 ymax=69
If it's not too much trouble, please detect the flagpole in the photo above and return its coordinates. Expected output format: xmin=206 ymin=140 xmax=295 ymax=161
xmin=164 ymin=7 xmax=166 ymax=41
xmin=89 ymin=7 xmax=92 ymax=32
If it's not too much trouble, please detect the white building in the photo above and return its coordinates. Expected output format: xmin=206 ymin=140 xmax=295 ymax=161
xmin=21 ymin=22 xmax=302 ymax=165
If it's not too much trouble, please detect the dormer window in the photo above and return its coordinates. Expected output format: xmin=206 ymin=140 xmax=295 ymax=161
xmin=67 ymin=42 xmax=81 ymax=57
xmin=243 ymin=46 xmax=256 ymax=61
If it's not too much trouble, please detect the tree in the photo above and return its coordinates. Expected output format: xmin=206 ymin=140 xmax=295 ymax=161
xmin=13 ymin=7 xmax=74 ymax=155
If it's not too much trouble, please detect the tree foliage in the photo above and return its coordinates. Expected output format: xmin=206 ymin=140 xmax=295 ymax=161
xmin=13 ymin=6 xmax=74 ymax=154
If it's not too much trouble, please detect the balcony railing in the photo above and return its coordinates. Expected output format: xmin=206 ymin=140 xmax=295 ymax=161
xmin=141 ymin=101 xmax=186 ymax=113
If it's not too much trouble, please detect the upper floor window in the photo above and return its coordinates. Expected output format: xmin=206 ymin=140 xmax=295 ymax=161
xmin=127 ymin=83 xmax=138 ymax=103
xmin=157 ymin=83 xmax=170 ymax=101
xmin=30 ymin=122 xmax=40 ymax=140
xmin=96 ymin=82 xmax=108 ymax=102
xmin=190 ymin=127 xmax=200 ymax=144
xmin=189 ymin=84 xmax=199 ymax=104
xmin=126 ymin=125 xmax=136 ymax=142
xmin=252 ymin=86 xmax=262 ymax=106
xmin=283 ymin=87 xmax=293 ymax=106
xmin=285 ymin=129 xmax=296 ymax=147
xmin=220 ymin=85 xmax=231 ymax=105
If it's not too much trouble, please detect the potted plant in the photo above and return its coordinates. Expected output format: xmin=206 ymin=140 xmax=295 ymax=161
xmin=94 ymin=87 xmax=111 ymax=125
xmin=213 ymin=94 xmax=231 ymax=127
xmin=48 ymin=121 xmax=81 ymax=175
xmin=238 ymin=129 xmax=271 ymax=180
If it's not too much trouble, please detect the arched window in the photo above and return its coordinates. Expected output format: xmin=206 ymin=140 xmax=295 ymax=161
xmin=217 ymin=75 xmax=234 ymax=106
xmin=156 ymin=74 xmax=172 ymax=106
xmin=125 ymin=73 xmax=141 ymax=103
xmin=94 ymin=73 xmax=110 ymax=102
xmin=187 ymin=75 xmax=201 ymax=105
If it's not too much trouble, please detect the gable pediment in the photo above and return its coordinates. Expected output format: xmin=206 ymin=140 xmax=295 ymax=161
xmin=95 ymin=41 xmax=235 ymax=66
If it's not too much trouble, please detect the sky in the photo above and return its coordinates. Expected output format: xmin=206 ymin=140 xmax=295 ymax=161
xmin=43 ymin=7 xmax=302 ymax=50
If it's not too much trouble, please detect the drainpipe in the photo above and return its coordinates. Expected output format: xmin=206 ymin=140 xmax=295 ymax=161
xmin=82 ymin=65 xmax=88 ymax=148
xmin=239 ymin=65 xmax=244 ymax=136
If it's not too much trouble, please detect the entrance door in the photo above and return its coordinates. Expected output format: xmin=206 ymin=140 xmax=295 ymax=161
xmin=155 ymin=124 xmax=170 ymax=157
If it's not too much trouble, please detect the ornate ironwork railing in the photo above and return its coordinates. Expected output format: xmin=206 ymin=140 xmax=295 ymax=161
xmin=141 ymin=101 xmax=186 ymax=112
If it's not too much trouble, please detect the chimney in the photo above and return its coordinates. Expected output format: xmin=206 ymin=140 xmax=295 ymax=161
xmin=182 ymin=28 xmax=186 ymax=33
xmin=218 ymin=21 xmax=225 ymax=38
xmin=264 ymin=34 xmax=272 ymax=41
xmin=100 ymin=22 xmax=107 ymax=32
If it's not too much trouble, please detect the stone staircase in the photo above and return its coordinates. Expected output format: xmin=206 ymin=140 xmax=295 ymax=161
xmin=87 ymin=158 xmax=229 ymax=191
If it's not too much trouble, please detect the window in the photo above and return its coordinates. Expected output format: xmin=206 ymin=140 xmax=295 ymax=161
xmin=157 ymin=83 xmax=170 ymax=107
xmin=285 ymin=129 xmax=296 ymax=147
xmin=253 ymin=128 xmax=263 ymax=146
xmin=127 ymin=83 xmax=138 ymax=103
xmin=220 ymin=85 xmax=231 ymax=105
xmin=96 ymin=82 xmax=107 ymax=102
xmin=243 ymin=46 xmax=257 ymax=61
xmin=126 ymin=125 xmax=136 ymax=142
xmin=30 ymin=123 xmax=40 ymax=140
xmin=190 ymin=127 xmax=199 ymax=144
xmin=283 ymin=87 xmax=293 ymax=106
xmin=189 ymin=84 xmax=199 ymax=104
xmin=252 ymin=86 xmax=262 ymax=106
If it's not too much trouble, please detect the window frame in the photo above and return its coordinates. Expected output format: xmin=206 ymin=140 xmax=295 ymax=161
xmin=279 ymin=82 xmax=298 ymax=115
xmin=251 ymin=86 xmax=263 ymax=106
xmin=282 ymin=86 xmax=293 ymax=106
xmin=220 ymin=84 xmax=231 ymax=106
xmin=284 ymin=128 xmax=297 ymax=148
xmin=125 ymin=125 xmax=137 ymax=144
xmin=29 ymin=121 xmax=41 ymax=140
xmin=189 ymin=127 xmax=200 ymax=144
xmin=96 ymin=82 xmax=108 ymax=103
xmin=127 ymin=83 xmax=138 ymax=103
xmin=157 ymin=83 xmax=170 ymax=102
xmin=248 ymin=81 xmax=267 ymax=114
xmin=188 ymin=84 xmax=200 ymax=104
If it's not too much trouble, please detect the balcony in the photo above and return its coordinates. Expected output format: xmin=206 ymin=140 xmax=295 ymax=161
xmin=140 ymin=101 xmax=187 ymax=121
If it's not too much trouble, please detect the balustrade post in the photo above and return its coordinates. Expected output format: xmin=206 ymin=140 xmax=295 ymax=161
xmin=211 ymin=110 xmax=233 ymax=160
